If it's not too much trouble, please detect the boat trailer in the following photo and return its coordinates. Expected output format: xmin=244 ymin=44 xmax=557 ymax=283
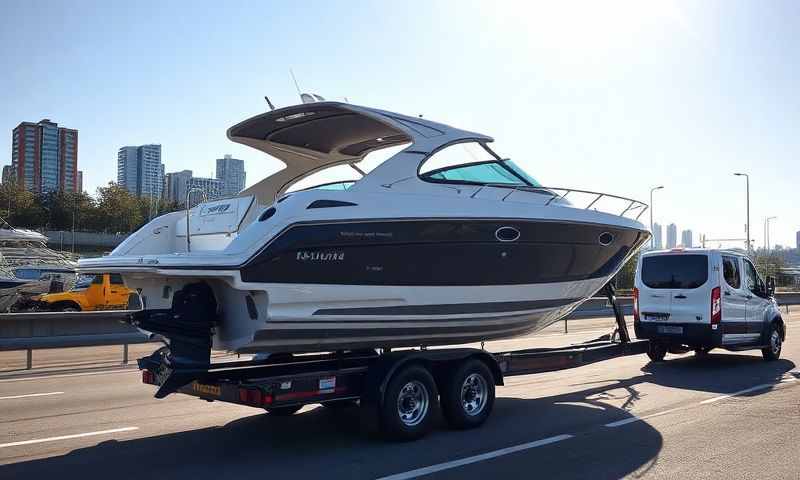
xmin=138 ymin=283 xmax=649 ymax=440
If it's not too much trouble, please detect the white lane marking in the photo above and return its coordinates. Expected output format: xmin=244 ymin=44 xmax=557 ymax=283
xmin=0 ymin=391 xmax=64 ymax=400
xmin=700 ymin=383 xmax=774 ymax=404
xmin=700 ymin=373 xmax=799 ymax=404
xmin=604 ymin=407 xmax=683 ymax=428
xmin=0 ymin=427 xmax=139 ymax=449
xmin=0 ymin=368 xmax=138 ymax=383
xmin=375 ymin=434 xmax=573 ymax=480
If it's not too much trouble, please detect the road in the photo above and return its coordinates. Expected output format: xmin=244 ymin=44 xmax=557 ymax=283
xmin=0 ymin=312 xmax=798 ymax=479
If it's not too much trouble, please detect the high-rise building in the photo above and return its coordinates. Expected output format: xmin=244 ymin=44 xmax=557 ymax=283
xmin=2 ymin=166 xmax=12 ymax=184
xmin=796 ymin=230 xmax=800 ymax=250
xmin=216 ymin=154 xmax=246 ymax=197
xmin=681 ymin=229 xmax=693 ymax=248
xmin=667 ymin=223 xmax=678 ymax=249
xmin=652 ymin=222 xmax=663 ymax=250
xmin=165 ymin=170 xmax=193 ymax=205
xmin=117 ymin=145 xmax=164 ymax=198
xmin=9 ymin=119 xmax=78 ymax=192
xmin=77 ymin=171 xmax=83 ymax=193
xmin=186 ymin=176 xmax=222 ymax=204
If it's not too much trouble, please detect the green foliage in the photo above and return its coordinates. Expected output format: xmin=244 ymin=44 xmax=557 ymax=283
xmin=613 ymin=254 xmax=639 ymax=290
xmin=0 ymin=181 xmax=182 ymax=234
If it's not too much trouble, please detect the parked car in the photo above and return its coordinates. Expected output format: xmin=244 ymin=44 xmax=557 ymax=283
xmin=633 ymin=248 xmax=785 ymax=361
xmin=34 ymin=273 xmax=137 ymax=312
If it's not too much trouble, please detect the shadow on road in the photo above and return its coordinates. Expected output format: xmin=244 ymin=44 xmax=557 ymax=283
xmin=0 ymin=391 xmax=664 ymax=479
xmin=4 ymin=353 xmax=794 ymax=479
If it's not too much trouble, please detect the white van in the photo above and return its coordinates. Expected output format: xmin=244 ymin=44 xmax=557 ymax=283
xmin=633 ymin=248 xmax=785 ymax=362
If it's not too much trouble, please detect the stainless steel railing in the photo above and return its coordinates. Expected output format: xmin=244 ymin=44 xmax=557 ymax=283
xmin=470 ymin=184 xmax=649 ymax=221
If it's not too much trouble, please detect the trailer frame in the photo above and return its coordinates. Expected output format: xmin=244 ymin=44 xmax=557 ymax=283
xmin=139 ymin=284 xmax=649 ymax=439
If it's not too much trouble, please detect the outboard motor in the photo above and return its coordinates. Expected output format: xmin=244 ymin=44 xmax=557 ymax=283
xmin=132 ymin=282 xmax=217 ymax=367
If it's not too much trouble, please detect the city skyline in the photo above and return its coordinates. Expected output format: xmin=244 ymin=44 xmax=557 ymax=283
xmin=9 ymin=118 xmax=79 ymax=193
xmin=1 ymin=2 xmax=798 ymax=246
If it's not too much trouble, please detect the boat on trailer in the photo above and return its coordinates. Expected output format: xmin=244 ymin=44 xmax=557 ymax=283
xmin=79 ymin=102 xmax=650 ymax=364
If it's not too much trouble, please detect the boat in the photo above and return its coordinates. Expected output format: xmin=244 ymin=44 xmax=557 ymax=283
xmin=79 ymin=102 xmax=650 ymax=364
xmin=0 ymin=221 xmax=78 ymax=289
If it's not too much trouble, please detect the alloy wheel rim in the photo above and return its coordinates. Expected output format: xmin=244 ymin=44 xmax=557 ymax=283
xmin=771 ymin=331 xmax=781 ymax=354
xmin=461 ymin=373 xmax=488 ymax=416
xmin=396 ymin=380 xmax=429 ymax=427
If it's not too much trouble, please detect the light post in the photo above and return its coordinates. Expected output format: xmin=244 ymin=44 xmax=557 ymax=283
xmin=649 ymin=185 xmax=664 ymax=249
xmin=733 ymin=173 xmax=750 ymax=255
xmin=766 ymin=216 xmax=777 ymax=252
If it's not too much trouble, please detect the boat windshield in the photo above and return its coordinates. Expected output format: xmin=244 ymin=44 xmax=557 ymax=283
xmin=419 ymin=142 xmax=542 ymax=187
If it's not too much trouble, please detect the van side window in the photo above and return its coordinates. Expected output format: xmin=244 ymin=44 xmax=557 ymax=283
xmin=721 ymin=256 xmax=741 ymax=289
xmin=742 ymin=260 xmax=758 ymax=291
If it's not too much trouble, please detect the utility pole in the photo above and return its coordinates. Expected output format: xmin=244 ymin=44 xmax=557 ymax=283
xmin=733 ymin=173 xmax=750 ymax=255
xmin=649 ymin=185 xmax=664 ymax=249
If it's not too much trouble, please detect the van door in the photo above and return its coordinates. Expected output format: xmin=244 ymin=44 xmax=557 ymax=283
xmin=742 ymin=258 xmax=769 ymax=341
xmin=664 ymin=254 xmax=711 ymax=325
xmin=638 ymin=254 xmax=673 ymax=323
xmin=84 ymin=275 xmax=105 ymax=310
xmin=720 ymin=255 xmax=748 ymax=343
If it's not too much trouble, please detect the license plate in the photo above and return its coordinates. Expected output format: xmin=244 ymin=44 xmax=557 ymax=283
xmin=657 ymin=326 xmax=683 ymax=335
xmin=191 ymin=381 xmax=221 ymax=397
xmin=644 ymin=313 xmax=669 ymax=321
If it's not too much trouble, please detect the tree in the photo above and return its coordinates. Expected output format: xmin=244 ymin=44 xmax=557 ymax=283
xmin=94 ymin=182 xmax=144 ymax=233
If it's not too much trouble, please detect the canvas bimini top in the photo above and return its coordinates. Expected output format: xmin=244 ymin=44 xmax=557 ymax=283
xmin=228 ymin=102 xmax=492 ymax=204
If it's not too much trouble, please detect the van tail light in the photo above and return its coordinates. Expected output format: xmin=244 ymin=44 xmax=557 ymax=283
xmin=633 ymin=287 xmax=640 ymax=322
xmin=711 ymin=287 xmax=722 ymax=324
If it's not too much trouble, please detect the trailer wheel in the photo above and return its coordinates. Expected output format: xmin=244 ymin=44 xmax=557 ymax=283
xmin=647 ymin=342 xmax=667 ymax=362
xmin=440 ymin=359 xmax=495 ymax=430
xmin=265 ymin=405 xmax=303 ymax=416
xmin=380 ymin=364 xmax=438 ymax=441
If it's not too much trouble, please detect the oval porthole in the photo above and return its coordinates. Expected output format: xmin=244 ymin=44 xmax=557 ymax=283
xmin=258 ymin=207 xmax=276 ymax=222
xmin=598 ymin=232 xmax=614 ymax=246
xmin=495 ymin=226 xmax=521 ymax=242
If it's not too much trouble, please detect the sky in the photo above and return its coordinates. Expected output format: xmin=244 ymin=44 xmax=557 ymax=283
xmin=1 ymin=0 xmax=798 ymax=248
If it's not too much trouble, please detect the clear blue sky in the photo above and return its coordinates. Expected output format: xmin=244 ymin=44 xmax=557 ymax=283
xmin=1 ymin=1 xmax=798 ymax=248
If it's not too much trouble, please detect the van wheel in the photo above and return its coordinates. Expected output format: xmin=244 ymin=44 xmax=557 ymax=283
xmin=647 ymin=342 xmax=667 ymax=362
xmin=762 ymin=324 xmax=782 ymax=361
xmin=440 ymin=359 xmax=495 ymax=430
xmin=380 ymin=364 xmax=438 ymax=441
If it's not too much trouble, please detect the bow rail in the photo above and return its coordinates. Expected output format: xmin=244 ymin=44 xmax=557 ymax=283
xmin=470 ymin=184 xmax=649 ymax=221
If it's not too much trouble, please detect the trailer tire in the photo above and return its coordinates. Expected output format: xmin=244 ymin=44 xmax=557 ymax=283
xmin=265 ymin=405 xmax=303 ymax=416
xmin=647 ymin=342 xmax=667 ymax=362
xmin=440 ymin=359 xmax=495 ymax=430
xmin=380 ymin=364 xmax=438 ymax=441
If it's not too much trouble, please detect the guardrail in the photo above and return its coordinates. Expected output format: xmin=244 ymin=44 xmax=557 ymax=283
xmin=2 ymin=293 xmax=798 ymax=370
xmin=0 ymin=310 xmax=155 ymax=369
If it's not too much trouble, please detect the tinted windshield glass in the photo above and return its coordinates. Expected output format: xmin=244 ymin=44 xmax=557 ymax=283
xmin=641 ymin=254 xmax=708 ymax=289
xmin=419 ymin=142 xmax=542 ymax=187
xmin=425 ymin=161 xmax=526 ymax=185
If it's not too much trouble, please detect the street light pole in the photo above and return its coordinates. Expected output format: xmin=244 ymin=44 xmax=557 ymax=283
xmin=766 ymin=216 xmax=777 ymax=252
xmin=733 ymin=173 xmax=750 ymax=255
xmin=649 ymin=185 xmax=664 ymax=249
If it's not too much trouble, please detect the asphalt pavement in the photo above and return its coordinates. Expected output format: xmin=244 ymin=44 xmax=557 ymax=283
xmin=0 ymin=313 xmax=798 ymax=479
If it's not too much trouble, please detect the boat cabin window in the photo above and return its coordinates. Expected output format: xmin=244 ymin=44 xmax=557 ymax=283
xmin=419 ymin=142 xmax=542 ymax=187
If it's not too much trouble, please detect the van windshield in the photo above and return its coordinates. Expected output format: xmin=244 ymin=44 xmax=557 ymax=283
xmin=641 ymin=254 xmax=708 ymax=289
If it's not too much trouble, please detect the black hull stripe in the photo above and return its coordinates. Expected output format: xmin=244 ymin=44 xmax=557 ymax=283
xmin=253 ymin=319 xmax=543 ymax=341
xmin=312 ymin=298 xmax=580 ymax=316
